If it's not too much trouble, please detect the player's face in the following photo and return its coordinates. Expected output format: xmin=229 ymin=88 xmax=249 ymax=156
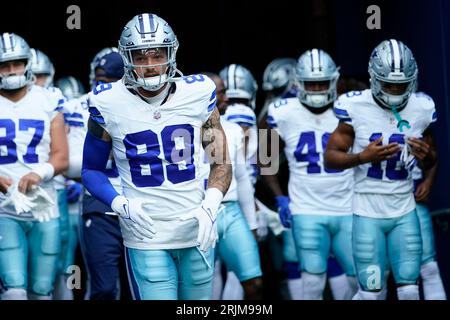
xmin=0 ymin=60 xmax=26 ymax=76
xmin=131 ymin=47 xmax=168 ymax=78
xmin=304 ymin=80 xmax=329 ymax=92
xmin=34 ymin=74 xmax=50 ymax=87
xmin=210 ymin=75 xmax=228 ymax=114
xmin=380 ymin=81 xmax=409 ymax=95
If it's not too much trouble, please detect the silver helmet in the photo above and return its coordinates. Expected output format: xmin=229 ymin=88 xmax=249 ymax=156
xmin=0 ymin=33 xmax=33 ymax=90
xmin=55 ymin=76 xmax=85 ymax=99
xmin=219 ymin=64 xmax=258 ymax=109
xmin=295 ymin=49 xmax=340 ymax=108
xmin=118 ymin=13 xmax=179 ymax=91
xmin=262 ymin=57 xmax=296 ymax=93
xmin=368 ymin=39 xmax=418 ymax=110
xmin=30 ymin=49 xmax=55 ymax=87
xmin=89 ymin=47 xmax=119 ymax=88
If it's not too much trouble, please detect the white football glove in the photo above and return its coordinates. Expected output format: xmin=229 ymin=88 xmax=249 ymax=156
xmin=255 ymin=209 xmax=269 ymax=241
xmin=192 ymin=204 xmax=218 ymax=252
xmin=255 ymin=198 xmax=286 ymax=236
xmin=1 ymin=183 xmax=36 ymax=214
xmin=111 ymin=195 xmax=156 ymax=241
xmin=400 ymin=139 xmax=417 ymax=171
xmin=27 ymin=186 xmax=55 ymax=222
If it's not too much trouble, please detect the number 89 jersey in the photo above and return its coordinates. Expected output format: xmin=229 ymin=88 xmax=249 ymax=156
xmin=334 ymin=89 xmax=436 ymax=218
xmin=87 ymin=75 xmax=216 ymax=249
xmin=267 ymin=97 xmax=354 ymax=216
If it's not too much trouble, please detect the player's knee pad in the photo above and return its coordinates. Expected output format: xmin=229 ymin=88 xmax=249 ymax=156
xmin=0 ymin=288 xmax=27 ymax=300
xmin=397 ymin=284 xmax=419 ymax=300
xmin=302 ymin=272 xmax=326 ymax=300
xmin=396 ymin=260 xmax=421 ymax=284
xmin=31 ymin=278 xmax=54 ymax=296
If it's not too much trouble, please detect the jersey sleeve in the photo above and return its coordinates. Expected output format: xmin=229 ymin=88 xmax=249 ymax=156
xmin=415 ymin=92 xmax=437 ymax=126
xmin=333 ymin=94 xmax=354 ymax=125
xmin=266 ymin=102 xmax=283 ymax=138
xmin=198 ymin=75 xmax=218 ymax=123
xmin=44 ymin=86 xmax=66 ymax=121
xmin=225 ymin=104 xmax=257 ymax=128
xmin=87 ymin=92 xmax=107 ymax=129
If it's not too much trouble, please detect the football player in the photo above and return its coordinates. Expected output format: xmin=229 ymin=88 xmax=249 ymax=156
xmin=202 ymin=72 xmax=263 ymax=300
xmin=262 ymin=49 xmax=357 ymax=300
xmin=81 ymin=14 xmax=231 ymax=300
xmin=325 ymin=40 xmax=436 ymax=300
xmin=0 ymin=33 xmax=68 ymax=299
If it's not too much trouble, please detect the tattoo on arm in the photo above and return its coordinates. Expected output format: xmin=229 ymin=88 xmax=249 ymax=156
xmin=202 ymin=108 xmax=232 ymax=194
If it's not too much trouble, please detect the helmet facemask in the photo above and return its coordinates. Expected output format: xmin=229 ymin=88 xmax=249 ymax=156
xmin=297 ymin=74 xmax=338 ymax=108
xmin=120 ymin=43 xmax=178 ymax=92
xmin=370 ymin=71 xmax=417 ymax=110
xmin=0 ymin=58 xmax=34 ymax=90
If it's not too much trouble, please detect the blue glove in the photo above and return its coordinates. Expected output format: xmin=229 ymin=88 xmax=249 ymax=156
xmin=66 ymin=182 xmax=83 ymax=204
xmin=275 ymin=195 xmax=292 ymax=228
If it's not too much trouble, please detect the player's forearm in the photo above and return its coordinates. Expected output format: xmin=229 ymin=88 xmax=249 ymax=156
xmin=324 ymin=149 xmax=361 ymax=170
xmin=49 ymin=150 xmax=69 ymax=176
xmin=261 ymin=174 xmax=284 ymax=197
xmin=81 ymin=131 xmax=118 ymax=207
xmin=422 ymin=158 xmax=437 ymax=185
xmin=207 ymin=163 xmax=232 ymax=195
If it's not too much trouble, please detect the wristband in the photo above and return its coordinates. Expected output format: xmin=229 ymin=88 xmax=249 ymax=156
xmin=32 ymin=163 xmax=55 ymax=182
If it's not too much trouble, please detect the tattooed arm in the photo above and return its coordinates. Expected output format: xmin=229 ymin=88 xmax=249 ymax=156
xmin=201 ymin=108 xmax=232 ymax=195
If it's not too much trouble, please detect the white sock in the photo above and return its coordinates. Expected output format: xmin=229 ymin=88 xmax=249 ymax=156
xmin=28 ymin=293 xmax=53 ymax=300
xmin=378 ymin=270 xmax=390 ymax=300
xmin=222 ymin=272 xmax=244 ymax=300
xmin=1 ymin=288 xmax=27 ymax=300
xmin=212 ymin=261 xmax=224 ymax=300
xmin=328 ymin=274 xmax=350 ymax=300
xmin=302 ymin=272 xmax=327 ymax=300
xmin=352 ymin=289 xmax=383 ymax=300
xmin=397 ymin=285 xmax=420 ymax=300
xmin=287 ymin=278 xmax=303 ymax=300
xmin=421 ymin=261 xmax=447 ymax=300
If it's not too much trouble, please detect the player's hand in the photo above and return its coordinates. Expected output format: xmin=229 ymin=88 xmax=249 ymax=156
xmin=192 ymin=204 xmax=218 ymax=252
xmin=359 ymin=137 xmax=401 ymax=164
xmin=18 ymin=172 xmax=42 ymax=194
xmin=415 ymin=179 xmax=432 ymax=203
xmin=111 ymin=195 xmax=156 ymax=241
xmin=407 ymin=137 xmax=431 ymax=161
xmin=66 ymin=182 xmax=83 ymax=203
xmin=275 ymin=195 xmax=292 ymax=228
xmin=0 ymin=176 xmax=13 ymax=194
xmin=256 ymin=209 xmax=269 ymax=241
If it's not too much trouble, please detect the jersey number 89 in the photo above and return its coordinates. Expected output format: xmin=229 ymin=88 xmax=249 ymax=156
xmin=123 ymin=124 xmax=195 ymax=187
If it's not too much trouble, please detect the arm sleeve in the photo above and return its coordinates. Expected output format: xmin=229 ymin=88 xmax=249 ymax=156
xmin=81 ymin=130 xmax=119 ymax=207
xmin=235 ymin=129 xmax=257 ymax=230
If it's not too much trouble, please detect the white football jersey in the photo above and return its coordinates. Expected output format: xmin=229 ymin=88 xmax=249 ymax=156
xmin=88 ymin=75 xmax=216 ymax=249
xmin=0 ymin=85 xmax=60 ymax=220
xmin=334 ymin=89 xmax=436 ymax=218
xmin=268 ymin=97 xmax=354 ymax=216
xmin=224 ymin=103 xmax=258 ymax=184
